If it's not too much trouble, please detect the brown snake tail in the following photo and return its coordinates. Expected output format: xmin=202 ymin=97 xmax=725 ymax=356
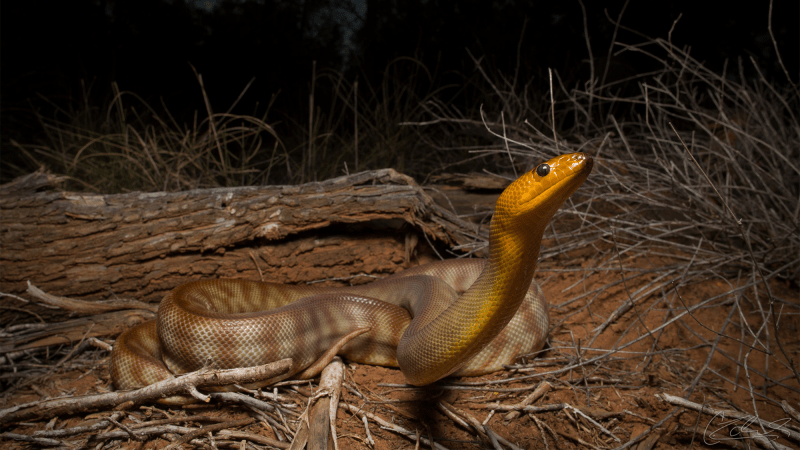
xmin=110 ymin=153 xmax=593 ymax=403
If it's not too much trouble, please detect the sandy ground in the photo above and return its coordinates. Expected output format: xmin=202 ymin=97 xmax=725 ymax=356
xmin=3 ymin=250 xmax=798 ymax=449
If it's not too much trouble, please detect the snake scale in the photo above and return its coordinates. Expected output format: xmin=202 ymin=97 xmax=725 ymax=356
xmin=110 ymin=153 xmax=592 ymax=403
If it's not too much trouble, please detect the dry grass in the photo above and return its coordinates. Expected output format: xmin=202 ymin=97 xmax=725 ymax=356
xmin=10 ymin=71 xmax=287 ymax=193
xmin=7 ymin=58 xmax=460 ymax=192
xmin=293 ymin=57 xmax=456 ymax=182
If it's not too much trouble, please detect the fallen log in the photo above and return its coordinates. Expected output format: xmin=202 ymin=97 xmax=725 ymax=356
xmin=1 ymin=168 xmax=485 ymax=307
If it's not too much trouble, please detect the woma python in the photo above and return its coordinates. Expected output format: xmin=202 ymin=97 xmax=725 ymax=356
xmin=110 ymin=153 xmax=592 ymax=402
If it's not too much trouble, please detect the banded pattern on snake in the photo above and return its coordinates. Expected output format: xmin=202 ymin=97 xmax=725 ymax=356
xmin=110 ymin=153 xmax=592 ymax=402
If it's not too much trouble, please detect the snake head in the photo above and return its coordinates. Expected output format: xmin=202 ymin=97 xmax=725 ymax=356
xmin=495 ymin=152 xmax=593 ymax=230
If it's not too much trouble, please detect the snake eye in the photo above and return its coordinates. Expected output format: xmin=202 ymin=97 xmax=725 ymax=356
xmin=535 ymin=163 xmax=550 ymax=177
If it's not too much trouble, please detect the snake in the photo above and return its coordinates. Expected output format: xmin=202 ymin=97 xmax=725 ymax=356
xmin=110 ymin=152 xmax=592 ymax=403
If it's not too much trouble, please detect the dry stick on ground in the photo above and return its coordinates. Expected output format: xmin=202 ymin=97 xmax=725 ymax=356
xmin=783 ymin=401 xmax=800 ymax=424
xmin=307 ymin=356 xmax=345 ymax=450
xmin=208 ymin=391 xmax=298 ymax=417
xmin=436 ymin=400 xmax=490 ymax=445
xmin=0 ymin=304 xmax=154 ymax=358
xmin=31 ymin=411 xmax=126 ymax=439
xmin=657 ymin=393 xmax=799 ymax=449
xmin=677 ymin=288 xmax=743 ymax=398
xmin=554 ymin=427 xmax=603 ymax=450
xmin=215 ymin=429 xmax=290 ymax=449
xmin=481 ymin=400 xmax=619 ymax=444
xmin=288 ymin=413 xmax=310 ymax=450
xmin=284 ymin=359 xmax=349 ymax=449
xmin=0 ymin=359 xmax=292 ymax=424
xmin=91 ymin=425 xmax=207 ymax=444
xmin=1 ymin=432 xmax=66 ymax=447
xmin=164 ymin=417 xmax=257 ymax=450
xmin=439 ymin=400 xmax=523 ymax=450
xmin=607 ymin=407 xmax=681 ymax=450
xmin=82 ymin=413 xmax=228 ymax=446
xmin=340 ymin=402 xmax=450 ymax=450
xmin=360 ymin=414 xmax=375 ymax=446
xmin=244 ymin=404 xmax=296 ymax=443
xmin=25 ymin=281 xmax=158 ymax=314
xmin=502 ymin=381 xmax=552 ymax=421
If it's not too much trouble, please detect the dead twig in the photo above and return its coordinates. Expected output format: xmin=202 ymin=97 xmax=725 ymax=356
xmin=2 ymin=432 xmax=67 ymax=447
xmin=164 ymin=417 xmax=256 ymax=450
xmin=340 ymin=402 xmax=450 ymax=450
xmin=0 ymin=359 xmax=292 ymax=424
xmin=216 ymin=429 xmax=290 ymax=449
xmin=26 ymin=281 xmax=158 ymax=314
xmin=656 ymin=392 xmax=800 ymax=444
xmin=503 ymin=381 xmax=552 ymax=421
xmin=306 ymin=356 xmax=345 ymax=450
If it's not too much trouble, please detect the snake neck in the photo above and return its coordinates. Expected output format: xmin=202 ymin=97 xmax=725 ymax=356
xmin=462 ymin=217 xmax=547 ymax=343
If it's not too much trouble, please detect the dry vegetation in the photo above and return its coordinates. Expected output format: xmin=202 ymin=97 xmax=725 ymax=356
xmin=6 ymin=59 xmax=455 ymax=193
xmin=1 ymin=23 xmax=799 ymax=450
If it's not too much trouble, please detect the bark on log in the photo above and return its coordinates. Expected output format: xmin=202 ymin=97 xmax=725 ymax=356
xmin=0 ymin=169 xmax=486 ymax=309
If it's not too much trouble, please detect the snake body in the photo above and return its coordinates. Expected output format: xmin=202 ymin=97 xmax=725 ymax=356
xmin=111 ymin=153 xmax=592 ymax=401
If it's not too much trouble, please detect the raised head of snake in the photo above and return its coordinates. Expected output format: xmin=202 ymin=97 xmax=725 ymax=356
xmin=396 ymin=152 xmax=593 ymax=385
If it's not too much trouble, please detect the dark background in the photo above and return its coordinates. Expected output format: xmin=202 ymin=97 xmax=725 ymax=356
xmin=2 ymin=0 xmax=798 ymax=181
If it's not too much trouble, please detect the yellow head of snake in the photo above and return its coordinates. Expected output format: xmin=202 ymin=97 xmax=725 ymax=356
xmin=492 ymin=152 xmax=593 ymax=250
